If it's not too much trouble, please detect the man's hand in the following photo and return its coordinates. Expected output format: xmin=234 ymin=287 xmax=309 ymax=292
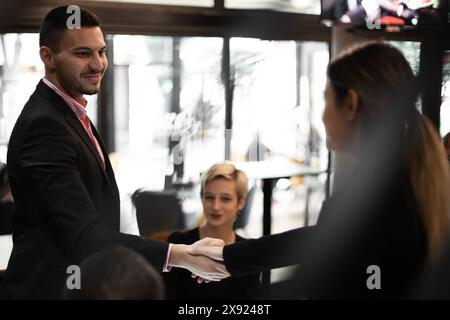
xmin=186 ymin=237 xmax=227 ymax=283
xmin=188 ymin=237 xmax=225 ymax=261
xmin=168 ymin=242 xmax=230 ymax=282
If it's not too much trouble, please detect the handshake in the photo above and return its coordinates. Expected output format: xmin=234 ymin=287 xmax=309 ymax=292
xmin=168 ymin=238 xmax=231 ymax=282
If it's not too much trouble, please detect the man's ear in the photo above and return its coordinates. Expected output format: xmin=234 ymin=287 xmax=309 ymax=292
xmin=345 ymin=89 xmax=359 ymax=121
xmin=39 ymin=46 xmax=56 ymax=70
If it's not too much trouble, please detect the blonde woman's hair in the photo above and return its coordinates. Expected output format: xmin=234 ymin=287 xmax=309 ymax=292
xmin=328 ymin=41 xmax=450 ymax=261
xmin=200 ymin=163 xmax=248 ymax=200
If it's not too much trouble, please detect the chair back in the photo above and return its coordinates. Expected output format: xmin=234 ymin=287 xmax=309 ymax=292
xmin=131 ymin=189 xmax=185 ymax=238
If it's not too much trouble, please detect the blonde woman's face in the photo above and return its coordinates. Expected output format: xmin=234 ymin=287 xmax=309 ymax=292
xmin=202 ymin=178 xmax=245 ymax=228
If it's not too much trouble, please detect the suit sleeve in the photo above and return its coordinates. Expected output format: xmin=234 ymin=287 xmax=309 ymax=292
xmin=18 ymin=116 xmax=169 ymax=270
xmin=223 ymin=226 xmax=316 ymax=277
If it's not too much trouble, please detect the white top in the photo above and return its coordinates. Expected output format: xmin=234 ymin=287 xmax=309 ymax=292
xmin=0 ymin=234 xmax=12 ymax=270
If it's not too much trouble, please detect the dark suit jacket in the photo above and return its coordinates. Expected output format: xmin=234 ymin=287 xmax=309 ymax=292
xmin=0 ymin=80 xmax=169 ymax=299
xmin=223 ymin=159 xmax=427 ymax=299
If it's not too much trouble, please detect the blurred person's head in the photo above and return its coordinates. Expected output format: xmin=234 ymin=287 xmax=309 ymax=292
xmin=323 ymin=41 xmax=450 ymax=260
xmin=39 ymin=6 xmax=107 ymax=102
xmin=200 ymin=163 xmax=247 ymax=229
xmin=62 ymin=246 xmax=165 ymax=300
xmin=443 ymin=132 xmax=450 ymax=160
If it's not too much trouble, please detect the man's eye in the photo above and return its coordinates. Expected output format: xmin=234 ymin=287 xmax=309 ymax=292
xmin=76 ymin=52 xmax=89 ymax=57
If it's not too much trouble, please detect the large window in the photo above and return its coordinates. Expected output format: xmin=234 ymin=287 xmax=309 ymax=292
xmin=230 ymin=39 xmax=329 ymax=170
xmin=0 ymin=34 xmax=42 ymax=162
xmin=95 ymin=0 xmax=214 ymax=7
xmin=112 ymin=35 xmax=330 ymax=194
xmin=226 ymin=0 xmax=321 ymax=14
xmin=112 ymin=36 xmax=225 ymax=198
xmin=440 ymin=51 xmax=450 ymax=136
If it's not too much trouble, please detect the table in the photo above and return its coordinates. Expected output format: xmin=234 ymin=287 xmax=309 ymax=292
xmin=235 ymin=159 xmax=327 ymax=292
xmin=235 ymin=159 xmax=327 ymax=234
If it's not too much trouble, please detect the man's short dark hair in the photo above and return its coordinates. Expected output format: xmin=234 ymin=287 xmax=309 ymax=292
xmin=39 ymin=6 xmax=101 ymax=52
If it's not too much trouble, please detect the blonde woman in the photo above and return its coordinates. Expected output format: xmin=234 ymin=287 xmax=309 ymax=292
xmin=164 ymin=163 xmax=261 ymax=300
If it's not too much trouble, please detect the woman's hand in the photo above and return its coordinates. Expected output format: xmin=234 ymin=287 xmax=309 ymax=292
xmin=168 ymin=241 xmax=229 ymax=282
xmin=188 ymin=237 xmax=225 ymax=261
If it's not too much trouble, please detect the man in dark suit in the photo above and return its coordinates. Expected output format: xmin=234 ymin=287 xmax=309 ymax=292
xmin=0 ymin=6 xmax=228 ymax=299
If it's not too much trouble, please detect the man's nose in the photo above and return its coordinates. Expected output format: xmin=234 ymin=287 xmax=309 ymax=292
xmin=90 ymin=53 xmax=106 ymax=71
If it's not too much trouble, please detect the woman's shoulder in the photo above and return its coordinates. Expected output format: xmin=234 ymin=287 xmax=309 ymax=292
xmin=167 ymin=228 xmax=200 ymax=244
xmin=235 ymin=233 xmax=253 ymax=242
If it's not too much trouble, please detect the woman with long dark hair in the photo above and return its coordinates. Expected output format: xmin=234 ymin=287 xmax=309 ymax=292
xmin=190 ymin=42 xmax=450 ymax=299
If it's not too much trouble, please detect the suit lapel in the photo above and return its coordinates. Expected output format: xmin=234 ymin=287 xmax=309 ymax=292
xmin=36 ymin=80 xmax=117 ymax=195
xmin=90 ymin=123 xmax=120 ymax=195
xmin=64 ymin=112 xmax=108 ymax=176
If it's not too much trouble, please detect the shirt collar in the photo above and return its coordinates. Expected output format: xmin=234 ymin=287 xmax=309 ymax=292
xmin=42 ymin=77 xmax=88 ymax=119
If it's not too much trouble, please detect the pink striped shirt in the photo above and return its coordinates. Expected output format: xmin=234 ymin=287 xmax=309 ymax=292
xmin=42 ymin=78 xmax=105 ymax=169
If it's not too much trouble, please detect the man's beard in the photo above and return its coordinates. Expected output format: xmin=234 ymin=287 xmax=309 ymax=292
xmin=55 ymin=65 xmax=102 ymax=96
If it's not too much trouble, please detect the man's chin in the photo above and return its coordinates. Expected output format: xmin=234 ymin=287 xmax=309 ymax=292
xmin=82 ymin=87 xmax=101 ymax=95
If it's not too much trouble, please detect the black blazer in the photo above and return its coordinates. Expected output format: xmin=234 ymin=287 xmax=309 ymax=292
xmin=223 ymin=162 xmax=427 ymax=299
xmin=0 ymin=80 xmax=169 ymax=299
